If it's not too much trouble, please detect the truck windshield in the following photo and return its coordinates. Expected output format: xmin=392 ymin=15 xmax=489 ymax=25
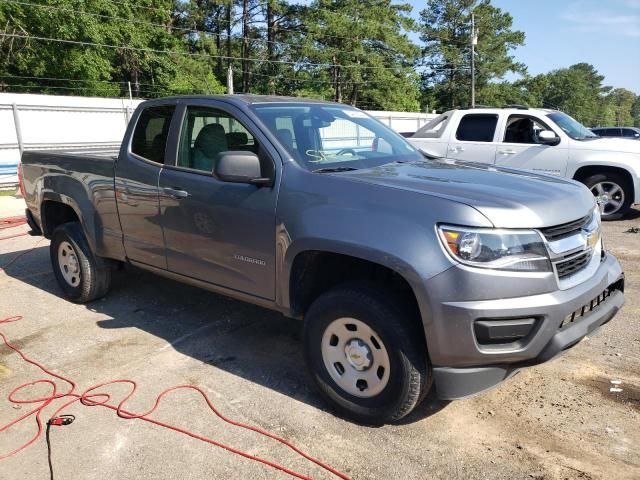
xmin=250 ymin=103 xmax=423 ymax=171
xmin=547 ymin=112 xmax=598 ymax=140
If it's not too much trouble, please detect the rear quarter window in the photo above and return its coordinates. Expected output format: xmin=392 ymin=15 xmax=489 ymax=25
xmin=455 ymin=114 xmax=498 ymax=142
xmin=131 ymin=105 xmax=176 ymax=163
xmin=413 ymin=113 xmax=450 ymax=138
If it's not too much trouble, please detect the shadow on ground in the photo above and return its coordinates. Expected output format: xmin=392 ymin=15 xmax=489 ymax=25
xmin=0 ymin=245 xmax=449 ymax=425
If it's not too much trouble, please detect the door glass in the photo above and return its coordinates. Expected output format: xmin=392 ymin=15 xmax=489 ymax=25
xmin=177 ymin=106 xmax=258 ymax=172
xmin=504 ymin=115 xmax=554 ymax=144
xmin=131 ymin=106 xmax=175 ymax=163
xmin=413 ymin=113 xmax=450 ymax=138
xmin=455 ymin=114 xmax=498 ymax=142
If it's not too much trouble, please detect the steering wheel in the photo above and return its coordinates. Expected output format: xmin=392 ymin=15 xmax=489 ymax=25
xmin=336 ymin=148 xmax=358 ymax=156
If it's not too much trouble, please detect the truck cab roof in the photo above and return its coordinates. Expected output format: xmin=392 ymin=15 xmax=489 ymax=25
xmin=139 ymin=94 xmax=335 ymax=109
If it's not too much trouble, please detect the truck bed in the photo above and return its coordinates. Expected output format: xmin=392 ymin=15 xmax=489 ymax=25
xmin=21 ymin=148 xmax=123 ymax=259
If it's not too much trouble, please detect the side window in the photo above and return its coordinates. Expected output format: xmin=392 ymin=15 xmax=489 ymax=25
xmin=503 ymin=115 xmax=554 ymax=144
xmin=177 ymin=106 xmax=258 ymax=173
xmin=622 ymin=128 xmax=637 ymax=138
xmin=131 ymin=105 xmax=175 ymax=163
xmin=455 ymin=114 xmax=498 ymax=142
xmin=413 ymin=113 xmax=450 ymax=138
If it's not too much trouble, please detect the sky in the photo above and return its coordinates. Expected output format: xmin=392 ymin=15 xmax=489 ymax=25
xmin=406 ymin=0 xmax=640 ymax=93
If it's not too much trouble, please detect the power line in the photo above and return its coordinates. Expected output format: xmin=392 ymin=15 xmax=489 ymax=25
xmin=0 ymin=32 xmax=418 ymax=71
xmin=0 ymin=82 xmax=151 ymax=94
xmin=2 ymin=0 xmax=239 ymax=34
xmin=1 ymin=0 xmax=425 ymax=54
xmin=0 ymin=0 xmax=412 ymax=52
xmin=0 ymin=74 xmax=157 ymax=87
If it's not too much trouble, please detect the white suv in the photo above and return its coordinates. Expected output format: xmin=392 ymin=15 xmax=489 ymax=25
xmin=408 ymin=107 xmax=640 ymax=220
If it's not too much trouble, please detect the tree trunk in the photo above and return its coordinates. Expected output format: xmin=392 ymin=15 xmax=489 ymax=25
xmin=333 ymin=56 xmax=342 ymax=103
xmin=266 ymin=0 xmax=276 ymax=95
xmin=242 ymin=0 xmax=250 ymax=92
xmin=215 ymin=8 xmax=222 ymax=78
xmin=226 ymin=1 xmax=232 ymax=69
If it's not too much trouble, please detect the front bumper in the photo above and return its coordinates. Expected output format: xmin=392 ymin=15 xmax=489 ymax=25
xmin=423 ymin=253 xmax=624 ymax=400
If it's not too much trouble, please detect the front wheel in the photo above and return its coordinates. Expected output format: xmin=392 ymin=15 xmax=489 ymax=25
xmin=583 ymin=173 xmax=632 ymax=221
xmin=303 ymin=284 xmax=431 ymax=424
xmin=50 ymin=222 xmax=111 ymax=303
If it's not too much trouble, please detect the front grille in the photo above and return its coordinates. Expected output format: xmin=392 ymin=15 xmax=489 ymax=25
xmin=555 ymin=250 xmax=591 ymax=279
xmin=540 ymin=215 xmax=591 ymax=242
xmin=561 ymin=288 xmax=611 ymax=329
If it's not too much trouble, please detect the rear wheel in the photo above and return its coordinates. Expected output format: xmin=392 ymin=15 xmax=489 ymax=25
xmin=50 ymin=222 xmax=111 ymax=303
xmin=583 ymin=172 xmax=632 ymax=221
xmin=303 ymin=284 xmax=431 ymax=424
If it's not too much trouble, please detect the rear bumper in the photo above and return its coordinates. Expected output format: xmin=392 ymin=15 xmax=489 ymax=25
xmin=425 ymin=253 xmax=624 ymax=400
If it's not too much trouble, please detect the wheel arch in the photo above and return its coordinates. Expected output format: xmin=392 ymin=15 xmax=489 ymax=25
xmin=283 ymin=244 xmax=431 ymax=356
xmin=573 ymin=164 xmax=637 ymax=204
xmin=40 ymin=193 xmax=97 ymax=252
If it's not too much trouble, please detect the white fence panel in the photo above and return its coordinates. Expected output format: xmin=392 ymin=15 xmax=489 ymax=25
xmin=0 ymin=93 xmax=143 ymax=185
xmin=0 ymin=93 xmax=436 ymax=186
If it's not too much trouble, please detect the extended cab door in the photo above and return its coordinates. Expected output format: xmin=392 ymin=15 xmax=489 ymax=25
xmin=446 ymin=112 xmax=499 ymax=163
xmin=158 ymin=101 xmax=279 ymax=300
xmin=115 ymin=104 xmax=176 ymax=269
xmin=494 ymin=113 xmax=568 ymax=176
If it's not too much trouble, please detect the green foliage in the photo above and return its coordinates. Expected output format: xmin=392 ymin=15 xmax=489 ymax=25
xmin=633 ymin=97 xmax=640 ymax=127
xmin=0 ymin=0 xmax=636 ymax=123
xmin=419 ymin=0 xmax=525 ymax=109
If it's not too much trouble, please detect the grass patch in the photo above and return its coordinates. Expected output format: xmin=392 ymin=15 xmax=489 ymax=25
xmin=0 ymin=189 xmax=17 ymax=197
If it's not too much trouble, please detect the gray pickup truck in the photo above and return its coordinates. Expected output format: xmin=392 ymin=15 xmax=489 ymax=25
xmin=19 ymin=95 xmax=625 ymax=424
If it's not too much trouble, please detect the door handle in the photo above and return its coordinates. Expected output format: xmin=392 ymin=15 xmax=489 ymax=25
xmin=163 ymin=187 xmax=190 ymax=199
xmin=499 ymin=149 xmax=516 ymax=155
xmin=449 ymin=146 xmax=465 ymax=153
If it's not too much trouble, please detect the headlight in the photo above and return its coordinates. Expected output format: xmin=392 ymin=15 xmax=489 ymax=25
xmin=584 ymin=206 xmax=601 ymax=250
xmin=438 ymin=225 xmax=551 ymax=272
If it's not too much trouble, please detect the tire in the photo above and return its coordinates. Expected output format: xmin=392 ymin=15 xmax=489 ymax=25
xmin=303 ymin=284 xmax=432 ymax=424
xmin=582 ymin=172 xmax=632 ymax=221
xmin=50 ymin=222 xmax=111 ymax=303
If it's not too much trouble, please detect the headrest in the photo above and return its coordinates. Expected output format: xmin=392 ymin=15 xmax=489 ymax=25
xmin=226 ymin=131 xmax=249 ymax=147
xmin=194 ymin=124 xmax=227 ymax=157
xmin=276 ymin=128 xmax=294 ymax=146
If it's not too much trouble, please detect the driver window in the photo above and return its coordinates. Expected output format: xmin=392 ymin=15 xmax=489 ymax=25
xmin=504 ymin=115 xmax=553 ymax=145
xmin=178 ymin=106 xmax=258 ymax=172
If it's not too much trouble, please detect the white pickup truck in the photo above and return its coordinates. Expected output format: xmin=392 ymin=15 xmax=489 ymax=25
xmin=408 ymin=107 xmax=640 ymax=220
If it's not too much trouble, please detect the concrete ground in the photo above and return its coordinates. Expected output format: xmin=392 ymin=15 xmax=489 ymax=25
xmin=0 ymin=190 xmax=25 ymax=217
xmin=0 ymin=193 xmax=638 ymax=480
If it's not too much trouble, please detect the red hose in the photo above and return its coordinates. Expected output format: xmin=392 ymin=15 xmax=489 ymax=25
xmin=0 ymin=215 xmax=41 ymax=268
xmin=0 ymin=216 xmax=29 ymax=241
xmin=0 ymin=216 xmax=27 ymax=230
xmin=0 ymin=315 xmax=352 ymax=479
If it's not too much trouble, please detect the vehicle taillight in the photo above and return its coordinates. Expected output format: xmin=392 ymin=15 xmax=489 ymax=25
xmin=17 ymin=162 xmax=26 ymax=198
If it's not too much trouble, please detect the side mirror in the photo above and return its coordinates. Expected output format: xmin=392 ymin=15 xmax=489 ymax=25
xmin=214 ymin=151 xmax=271 ymax=186
xmin=538 ymin=130 xmax=560 ymax=146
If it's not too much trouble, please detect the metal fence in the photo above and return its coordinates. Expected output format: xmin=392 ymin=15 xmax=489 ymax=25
xmin=0 ymin=93 xmax=141 ymax=185
xmin=0 ymin=93 xmax=436 ymax=186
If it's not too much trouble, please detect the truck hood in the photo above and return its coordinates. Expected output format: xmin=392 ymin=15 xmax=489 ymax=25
xmin=573 ymin=137 xmax=640 ymax=154
xmin=339 ymin=160 xmax=594 ymax=228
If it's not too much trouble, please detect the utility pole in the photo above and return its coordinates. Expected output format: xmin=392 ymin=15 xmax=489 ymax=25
xmin=470 ymin=11 xmax=477 ymax=108
xmin=227 ymin=66 xmax=234 ymax=95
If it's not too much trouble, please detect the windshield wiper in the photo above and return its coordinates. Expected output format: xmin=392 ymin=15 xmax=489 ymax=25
xmin=312 ymin=166 xmax=359 ymax=173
